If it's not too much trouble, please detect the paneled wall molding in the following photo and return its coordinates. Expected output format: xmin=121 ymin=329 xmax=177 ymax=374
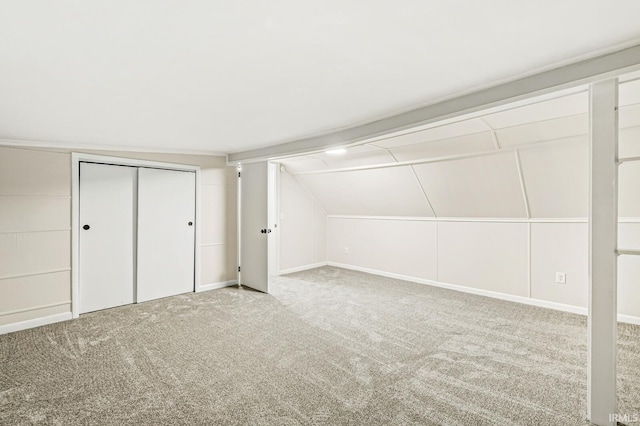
xmin=0 ymin=301 xmax=70 ymax=317
xmin=480 ymin=118 xmax=502 ymax=149
xmin=409 ymin=164 xmax=437 ymax=217
xmin=326 ymin=261 xmax=640 ymax=326
xmin=617 ymin=248 xmax=640 ymax=256
xmin=0 ymin=268 xmax=72 ymax=281
xmin=514 ymin=150 xmax=531 ymax=219
xmin=0 ymin=195 xmax=71 ymax=199
xmin=0 ymin=312 xmax=72 ymax=335
xmin=326 ymin=215 xmax=640 ymax=223
xmin=618 ymin=155 xmax=640 ymax=164
xmin=0 ymin=228 xmax=71 ymax=235
xmin=289 ymin=136 xmax=586 ymax=176
xmin=0 ymin=145 xmax=237 ymax=334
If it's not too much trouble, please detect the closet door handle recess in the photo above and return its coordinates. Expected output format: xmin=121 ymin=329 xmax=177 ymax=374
xmin=188 ymin=222 xmax=193 ymax=226
xmin=83 ymin=224 xmax=91 ymax=230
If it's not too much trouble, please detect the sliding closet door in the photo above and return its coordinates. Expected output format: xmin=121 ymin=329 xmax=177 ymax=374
xmin=137 ymin=168 xmax=196 ymax=302
xmin=79 ymin=162 xmax=137 ymax=313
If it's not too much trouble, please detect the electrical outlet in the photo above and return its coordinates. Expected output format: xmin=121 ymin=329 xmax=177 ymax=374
xmin=555 ymin=272 xmax=566 ymax=284
xmin=344 ymin=247 xmax=350 ymax=255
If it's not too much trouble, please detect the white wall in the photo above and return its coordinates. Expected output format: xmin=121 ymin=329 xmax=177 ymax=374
xmin=0 ymin=145 xmax=238 ymax=331
xmin=278 ymin=171 xmax=327 ymax=273
xmin=278 ymin=83 xmax=640 ymax=321
xmin=327 ymin=218 xmax=437 ymax=280
xmin=327 ymin=218 xmax=640 ymax=319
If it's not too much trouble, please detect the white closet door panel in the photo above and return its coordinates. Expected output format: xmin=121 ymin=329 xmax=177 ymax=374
xmin=79 ymin=163 xmax=137 ymax=313
xmin=137 ymin=168 xmax=195 ymax=302
xmin=240 ymin=162 xmax=269 ymax=293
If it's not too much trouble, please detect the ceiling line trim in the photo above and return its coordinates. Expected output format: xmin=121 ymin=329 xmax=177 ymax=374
xmin=0 ymin=138 xmax=226 ymax=157
xmin=229 ymin=43 xmax=640 ymax=163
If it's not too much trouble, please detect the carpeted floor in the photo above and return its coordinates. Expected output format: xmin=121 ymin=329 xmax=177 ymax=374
xmin=1 ymin=266 xmax=639 ymax=425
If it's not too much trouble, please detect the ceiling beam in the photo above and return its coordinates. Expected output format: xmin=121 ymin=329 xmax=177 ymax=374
xmin=228 ymin=43 xmax=640 ymax=163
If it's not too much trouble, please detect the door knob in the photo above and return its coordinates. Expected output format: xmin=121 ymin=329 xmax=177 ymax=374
xmin=188 ymin=222 xmax=193 ymax=226
xmin=83 ymin=224 xmax=90 ymax=230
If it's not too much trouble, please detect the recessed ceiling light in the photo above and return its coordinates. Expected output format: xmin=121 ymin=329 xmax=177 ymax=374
xmin=325 ymin=148 xmax=346 ymax=155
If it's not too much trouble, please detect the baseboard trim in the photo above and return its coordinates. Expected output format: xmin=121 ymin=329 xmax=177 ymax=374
xmin=198 ymin=280 xmax=238 ymax=292
xmin=327 ymin=262 xmax=640 ymax=325
xmin=279 ymin=262 xmax=328 ymax=275
xmin=617 ymin=314 xmax=640 ymax=326
xmin=0 ymin=312 xmax=72 ymax=335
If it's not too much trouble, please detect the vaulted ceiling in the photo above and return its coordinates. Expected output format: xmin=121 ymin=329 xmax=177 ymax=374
xmin=281 ymin=75 xmax=640 ymax=218
xmin=1 ymin=1 xmax=640 ymax=154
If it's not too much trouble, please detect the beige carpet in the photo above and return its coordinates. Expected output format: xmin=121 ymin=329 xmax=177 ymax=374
xmin=1 ymin=266 xmax=639 ymax=425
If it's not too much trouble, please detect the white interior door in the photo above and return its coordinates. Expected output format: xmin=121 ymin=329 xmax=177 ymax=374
xmin=240 ymin=162 xmax=269 ymax=292
xmin=79 ymin=162 xmax=137 ymax=313
xmin=137 ymin=168 xmax=196 ymax=302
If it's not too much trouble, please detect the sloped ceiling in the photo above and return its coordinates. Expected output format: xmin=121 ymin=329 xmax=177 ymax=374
xmin=1 ymin=1 xmax=640 ymax=154
xmin=281 ymin=76 xmax=640 ymax=218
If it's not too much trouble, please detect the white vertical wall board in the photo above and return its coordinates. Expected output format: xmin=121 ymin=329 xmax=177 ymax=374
xmin=79 ymin=163 xmax=137 ymax=313
xmin=530 ymin=223 xmax=588 ymax=308
xmin=225 ymin=183 xmax=239 ymax=282
xmin=0 ymin=231 xmax=69 ymax=279
xmin=587 ymin=79 xmax=618 ymax=425
xmin=297 ymin=166 xmax=432 ymax=217
xmin=0 ymin=197 xmax=70 ymax=233
xmin=619 ymin=104 xmax=640 ymax=129
xmin=412 ymin=152 xmax=526 ymax=218
xmin=200 ymin=245 xmax=227 ymax=285
xmin=0 ymin=146 xmax=70 ymax=196
xmin=0 ymin=271 xmax=70 ymax=323
xmin=617 ymin=256 xmax=640 ymax=318
xmin=518 ymin=137 xmax=589 ymax=218
xmin=239 ymin=162 xmax=269 ymax=293
xmin=279 ymin=169 xmax=308 ymax=272
xmin=327 ymin=218 xmax=437 ymax=281
xmin=495 ymin=114 xmax=588 ymax=148
xmin=618 ymin=126 xmax=640 ymax=158
xmin=618 ymin=162 xmax=640 ymax=218
xmin=437 ymin=222 xmax=529 ymax=296
xmin=200 ymin=184 xmax=227 ymax=245
xmin=388 ymin=132 xmax=496 ymax=162
xmin=618 ymin=223 xmax=640 ymax=250
xmin=313 ymin=201 xmax=327 ymax=264
xmin=619 ymin=78 xmax=640 ymax=106
xmin=482 ymin=92 xmax=588 ymax=129
xmin=137 ymin=168 xmax=196 ymax=303
xmin=514 ymin=151 xmax=531 ymax=219
xmin=278 ymin=171 xmax=328 ymax=272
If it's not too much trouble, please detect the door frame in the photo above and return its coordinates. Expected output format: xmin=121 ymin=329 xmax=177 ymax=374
xmin=71 ymin=153 xmax=201 ymax=319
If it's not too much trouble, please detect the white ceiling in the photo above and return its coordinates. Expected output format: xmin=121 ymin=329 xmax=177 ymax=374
xmin=1 ymin=1 xmax=640 ymax=155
